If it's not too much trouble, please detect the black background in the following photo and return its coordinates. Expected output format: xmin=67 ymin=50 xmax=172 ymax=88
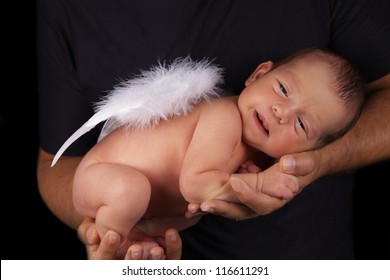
xmin=2 ymin=1 xmax=388 ymax=260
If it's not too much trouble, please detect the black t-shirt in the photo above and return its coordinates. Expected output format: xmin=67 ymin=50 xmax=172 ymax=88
xmin=37 ymin=0 xmax=390 ymax=259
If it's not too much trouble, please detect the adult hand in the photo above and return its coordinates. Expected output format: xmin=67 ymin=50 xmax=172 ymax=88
xmin=77 ymin=218 xmax=182 ymax=260
xmin=196 ymin=150 xmax=321 ymax=220
xmin=197 ymin=177 xmax=289 ymax=220
xmin=186 ymin=159 xmax=263 ymax=218
xmin=279 ymin=150 xmax=321 ymax=188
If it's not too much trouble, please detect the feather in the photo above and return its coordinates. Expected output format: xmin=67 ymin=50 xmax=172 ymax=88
xmin=51 ymin=56 xmax=224 ymax=167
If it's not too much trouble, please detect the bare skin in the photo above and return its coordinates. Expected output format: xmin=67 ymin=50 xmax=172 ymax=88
xmin=37 ymin=68 xmax=389 ymax=260
xmin=70 ymin=56 xmax=352 ymax=252
xmin=196 ymin=74 xmax=390 ymax=220
xmin=73 ymin=97 xmax=257 ymax=246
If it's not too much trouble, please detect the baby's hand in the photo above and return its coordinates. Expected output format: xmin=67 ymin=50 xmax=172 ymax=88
xmin=237 ymin=160 xmax=262 ymax=173
xmin=260 ymin=163 xmax=299 ymax=200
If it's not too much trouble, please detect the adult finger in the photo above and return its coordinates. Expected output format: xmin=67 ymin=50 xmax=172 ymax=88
xmin=77 ymin=218 xmax=102 ymax=259
xmin=77 ymin=217 xmax=99 ymax=245
xmin=77 ymin=217 xmax=123 ymax=259
xmin=149 ymin=246 xmax=165 ymax=260
xmin=229 ymin=177 xmax=288 ymax=216
xmin=185 ymin=203 xmax=208 ymax=219
xmin=91 ymin=231 xmax=121 ymax=259
xmin=125 ymin=244 xmax=144 ymax=260
xmin=280 ymin=151 xmax=318 ymax=176
xmin=200 ymin=199 xmax=258 ymax=220
xmin=165 ymin=229 xmax=182 ymax=260
xmin=280 ymin=150 xmax=321 ymax=188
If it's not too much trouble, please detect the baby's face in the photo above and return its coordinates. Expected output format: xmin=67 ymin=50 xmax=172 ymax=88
xmin=238 ymin=58 xmax=349 ymax=158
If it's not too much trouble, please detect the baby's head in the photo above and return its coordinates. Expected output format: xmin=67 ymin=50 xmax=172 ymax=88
xmin=238 ymin=48 xmax=365 ymax=158
xmin=273 ymin=48 xmax=366 ymax=148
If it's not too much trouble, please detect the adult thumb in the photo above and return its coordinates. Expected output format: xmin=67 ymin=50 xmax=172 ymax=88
xmin=280 ymin=151 xmax=318 ymax=177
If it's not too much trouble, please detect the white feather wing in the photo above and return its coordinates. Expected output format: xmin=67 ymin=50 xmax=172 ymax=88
xmin=51 ymin=57 xmax=224 ymax=166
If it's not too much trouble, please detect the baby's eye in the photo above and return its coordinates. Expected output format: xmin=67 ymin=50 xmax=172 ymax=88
xmin=297 ymin=117 xmax=306 ymax=132
xmin=279 ymin=83 xmax=288 ymax=97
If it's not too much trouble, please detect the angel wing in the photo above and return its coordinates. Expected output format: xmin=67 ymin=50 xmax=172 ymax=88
xmin=51 ymin=56 xmax=224 ymax=166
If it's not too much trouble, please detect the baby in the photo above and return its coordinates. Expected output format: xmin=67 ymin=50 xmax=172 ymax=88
xmin=53 ymin=48 xmax=365 ymax=251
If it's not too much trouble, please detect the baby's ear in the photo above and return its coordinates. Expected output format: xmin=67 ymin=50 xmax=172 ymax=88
xmin=245 ymin=61 xmax=274 ymax=86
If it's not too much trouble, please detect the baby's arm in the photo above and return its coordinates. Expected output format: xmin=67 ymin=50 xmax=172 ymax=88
xmin=180 ymin=98 xmax=299 ymax=203
xmin=230 ymin=162 xmax=300 ymax=200
xmin=179 ymin=99 xmax=245 ymax=203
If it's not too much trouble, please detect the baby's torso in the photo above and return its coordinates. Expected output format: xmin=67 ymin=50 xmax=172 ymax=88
xmin=81 ymin=96 xmax=254 ymax=216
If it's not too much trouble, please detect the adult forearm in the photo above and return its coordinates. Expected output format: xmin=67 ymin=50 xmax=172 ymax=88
xmin=279 ymin=75 xmax=390 ymax=190
xmin=37 ymin=149 xmax=84 ymax=230
xmin=318 ymin=75 xmax=390 ymax=176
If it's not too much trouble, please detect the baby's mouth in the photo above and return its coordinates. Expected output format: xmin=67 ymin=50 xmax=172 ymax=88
xmin=256 ymin=112 xmax=269 ymax=135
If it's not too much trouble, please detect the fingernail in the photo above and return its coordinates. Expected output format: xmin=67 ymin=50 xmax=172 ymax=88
xmin=188 ymin=205 xmax=197 ymax=213
xmin=151 ymin=253 xmax=161 ymax=260
xmin=131 ymin=250 xmax=142 ymax=259
xmin=168 ymin=231 xmax=177 ymax=242
xmin=108 ymin=232 xmax=120 ymax=245
xmin=86 ymin=227 xmax=94 ymax=243
xmin=200 ymin=205 xmax=213 ymax=213
xmin=282 ymin=156 xmax=296 ymax=171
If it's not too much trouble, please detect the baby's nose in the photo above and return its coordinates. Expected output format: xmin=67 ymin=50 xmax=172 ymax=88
xmin=272 ymin=104 xmax=291 ymax=124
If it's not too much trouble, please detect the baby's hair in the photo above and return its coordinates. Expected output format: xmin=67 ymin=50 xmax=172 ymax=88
xmin=272 ymin=47 xmax=366 ymax=147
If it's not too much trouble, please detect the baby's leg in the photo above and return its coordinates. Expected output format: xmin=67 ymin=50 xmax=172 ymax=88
xmin=73 ymin=162 xmax=151 ymax=247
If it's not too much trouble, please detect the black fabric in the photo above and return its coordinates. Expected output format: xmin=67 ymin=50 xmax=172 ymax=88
xmin=181 ymin=174 xmax=356 ymax=259
xmin=36 ymin=0 xmax=390 ymax=259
